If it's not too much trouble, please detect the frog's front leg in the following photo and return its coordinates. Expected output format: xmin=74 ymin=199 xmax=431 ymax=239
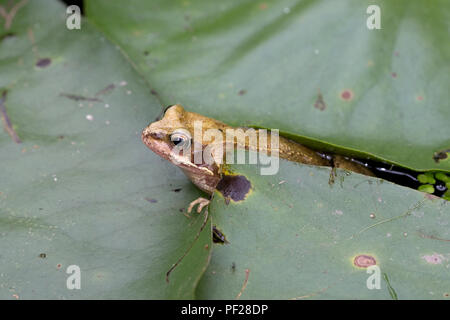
xmin=188 ymin=197 xmax=211 ymax=213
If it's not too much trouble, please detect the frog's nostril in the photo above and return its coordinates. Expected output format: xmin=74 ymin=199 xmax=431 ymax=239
xmin=142 ymin=125 xmax=166 ymax=140
xmin=150 ymin=131 xmax=165 ymax=140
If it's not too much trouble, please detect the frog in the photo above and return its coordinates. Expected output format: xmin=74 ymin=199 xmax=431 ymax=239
xmin=141 ymin=104 xmax=373 ymax=213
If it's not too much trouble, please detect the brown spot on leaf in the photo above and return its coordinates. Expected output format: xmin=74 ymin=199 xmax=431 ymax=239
xmin=422 ymin=253 xmax=445 ymax=265
xmin=238 ymin=89 xmax=246 ymax=95
xmin=36 ymin=58 xmax=51 ymax=68
xmin=417 ymin=231 xmax=450 ymax=242
xmin=391 ymin=72 xmax=397 ymax=78
xmin=354 ymin=255 xmax=376 ymax=268
xmin=340 ymin=90 xmax=353 ymax=101
xmin=314 ymin=92 xmax=326 ymax=110
xmin=433 ymin=149 xmax=449 ymax=163
xmin=0 ymin=90 xmax=22 ymax=143
xmin=217 ymin=174 xmax=251 ymax=202
xmin=171 ymin=188 xmax=182 ymax=192
xmin=145 ymin=197 xmax=157 ymax=203
xmin=95 ymin=83 xmax=116 ymax=96
xmin=60 ymin=93 xmax=101 ymax=102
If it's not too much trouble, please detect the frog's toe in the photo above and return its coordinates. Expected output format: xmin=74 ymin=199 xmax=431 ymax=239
xmin=188 ymin=197 xmax=210 ymax=214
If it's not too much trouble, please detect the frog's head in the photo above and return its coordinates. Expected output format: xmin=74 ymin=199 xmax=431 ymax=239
xmin=141 ymin=104 xmax=226 ymax=179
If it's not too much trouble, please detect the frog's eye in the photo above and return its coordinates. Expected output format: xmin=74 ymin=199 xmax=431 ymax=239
xmin=170 ymin=129 xmax=191 ymax=148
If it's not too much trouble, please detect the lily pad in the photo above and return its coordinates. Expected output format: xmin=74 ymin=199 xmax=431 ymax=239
xmin=0 ymin=0 xmax=210 ymax=299
xmin=86 ymin=0 xmax=450 ymax=172
xmin=1 ymin=0 xmax=449 ymax=300
xmin=197 ymin=154 xmax=450 ymax=299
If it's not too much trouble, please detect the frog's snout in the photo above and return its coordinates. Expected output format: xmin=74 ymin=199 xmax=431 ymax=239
xmin=141 ymin=126 xmax=165 ymax=141
xmin=141 ymin=126 xmax=151 ymax=141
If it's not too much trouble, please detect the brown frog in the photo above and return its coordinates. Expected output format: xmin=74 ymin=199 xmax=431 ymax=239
xmin=141 ymin=105 xmax=373 ymax=212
